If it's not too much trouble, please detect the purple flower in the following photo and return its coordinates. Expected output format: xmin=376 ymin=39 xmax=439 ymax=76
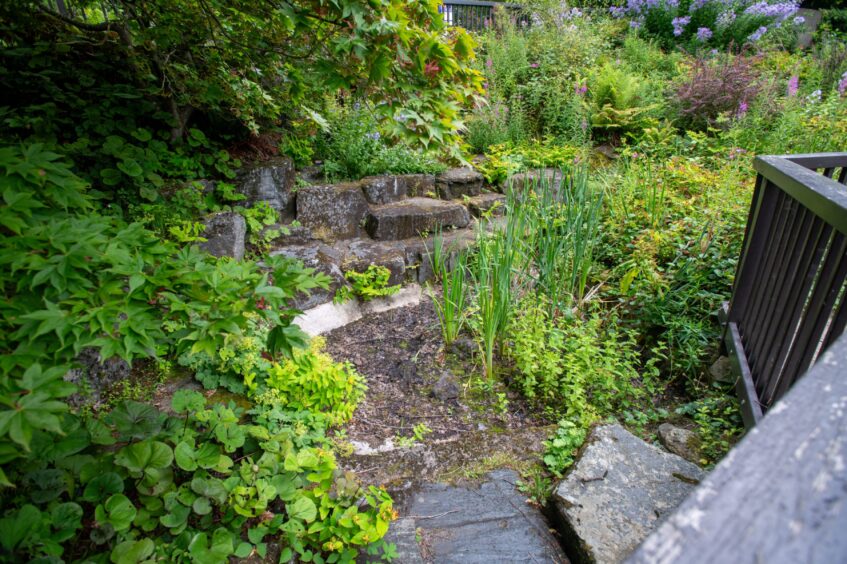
xmin=716 ymin=11 xmax=736 ymax=29
xmin=787 ymin=75 xmax=799 ymax=97
xmin=696 ymin=27 xmax=713 ymax=41
xmin=575 ymin=83 xmax=587 ymax=96
xmin=630 ymin=20 xmax=642 ymax=30
xmin=838 ymin=71 xmax=847 ymax=97
xmin=744 ymin=2 xmax=799 ymax=22
xmin=748 ymin=26 xmax=768 ymax=42
xmin=736 ymin=100 xmax=749 ymax=118
xmin=672 ymin=16 xmax=691 ymax=37
xmin=365 ymin=132 xmax=380 ymax=141
xmin=807 ymin=89 xmax=822 ymax=103
xmin=486 ymin=58 xmax=493 ymax=68
xmin=793 ymin=16 xmax=805 ymax=25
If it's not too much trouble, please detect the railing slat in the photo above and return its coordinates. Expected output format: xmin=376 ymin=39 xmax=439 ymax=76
xmin=758 ymin=214 xmax=832 ymax=404
xmin=773 ymin=232 xmax=847 ymax=405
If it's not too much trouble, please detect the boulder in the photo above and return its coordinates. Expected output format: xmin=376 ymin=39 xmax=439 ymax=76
xmin=296 ymin=183 xmax=369 ymax=240
xmin=432 ymin=371 xmax=460 ymax=401
xmin=360 ymin=175 xmax=409 ymax=205
xmin=338 ymin=239 xmax=407 ymax=286
xmin=236 ymin=157 xmax=296 ymax=218
xmin=506 ymin=168 xmax=564 ymax=195
xmin=365 ymin=198 xmax=470 ymax=241
xmin=553 ymin=424 xmax=705 ymax=564
xmin=270 ymin=244 xmax=345 ymax=310
xmin=65 ymin=348 xmax=131 ymax=409
xmin=200 ymin=212 xmax=246 ymax=260
xmin=657 ymin=423 xmax=702 ymax=465
xmin=402 ymin=227 xmax=476 ymax=283
xmin=466 ymin=193 xmax=506 ymax=218
xmin=708 ymin=355 xmax=735 ymax=384
xmin=436 ymin=167 xmax=484 ymax=199
xmin=404 ymin=174 xmax=437 ymax=198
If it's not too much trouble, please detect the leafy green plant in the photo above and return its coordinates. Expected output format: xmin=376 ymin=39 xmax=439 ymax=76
xmin=543 ymin=420 xmax=587 ymax=478
xmin=394 ymin=423 xmax=432 ymax=448
xmin=0 ymin=391 xmax=395 ymax=563
xmin=343 ymin=265 xmax=401 ymax=302
xmin=258 ymin=337 xmax=367 ymax=426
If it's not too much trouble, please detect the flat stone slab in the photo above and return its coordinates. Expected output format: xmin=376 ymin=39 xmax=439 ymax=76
xmin=365 ymin=198 xmax=470 ymax=241
xmin=296 ymin=182 xmax=368 ymax=240
xmin=382 ymin=470 xmax=568 ymax=563
xmin=553 ymin=424 xmax=704 ymax=564
xmin=294 ymin=284 xmax=423 ymax=336
xmin=436 ymin=167 xmax=484 ymax=199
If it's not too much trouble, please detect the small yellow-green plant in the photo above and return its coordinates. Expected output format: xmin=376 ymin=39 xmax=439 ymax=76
xmin=339 ymin=264 xmax=401 ymax=302
xmin=257 ymin=337 xmax=366 ymax=426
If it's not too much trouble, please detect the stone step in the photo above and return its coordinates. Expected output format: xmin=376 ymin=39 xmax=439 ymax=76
xmin=365 ymin=197 xmax=471 ymax=241
xmin=465 ymin=192 xmax=506 ymax=218
xmin=360 ymin=174 xmax=437 ymax=205
xmin=296 ymin=182 xmax=369 ymax=240
xmin=436 ymin=167 xmax=485 ymax=199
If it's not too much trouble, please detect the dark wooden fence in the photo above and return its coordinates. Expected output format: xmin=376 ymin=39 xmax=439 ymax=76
xmin=722 ymin=153 xmax=847 ymax=428
xmin=439 ymin=1 xmax=525 ymax=31
xmin=625 ymin=154 xmax=847 ymax=562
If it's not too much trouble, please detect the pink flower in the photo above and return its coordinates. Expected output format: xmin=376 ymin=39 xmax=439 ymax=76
xmin=575 ymin=83 xmax=587 ymax=96
xmin=787 ymin=75 xmax=799 ymax=97
xmin=530 ymin=62 xmax=540 ymax=68
xmin=486 ymin=58 xmax=493 ymax=68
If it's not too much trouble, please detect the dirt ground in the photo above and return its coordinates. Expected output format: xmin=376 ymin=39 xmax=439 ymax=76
xmin=322 ymin=294 xmax=555 ymax=508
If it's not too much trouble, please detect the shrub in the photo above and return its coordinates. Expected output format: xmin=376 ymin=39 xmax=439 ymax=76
xmin=259 ymin=338 xmax=367 ymax=426
xmin=589 ymin=63 xmax=656 ymax=138
xmin=317 ymin=105 xmax=446 ymax=181
xmin=673 ymin=54 xmax=762 ymax=130
xmin=507 ymin=305 xmax=657 ymax=424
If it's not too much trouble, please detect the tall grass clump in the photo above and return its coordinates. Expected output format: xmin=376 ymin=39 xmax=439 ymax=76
xmin=471 ymin=199 xmax=528 ymax=380
xmin=428 ymin=250 xmax=470 ymax=347
xmin=518 ymin=166 xmax=603 ymax=317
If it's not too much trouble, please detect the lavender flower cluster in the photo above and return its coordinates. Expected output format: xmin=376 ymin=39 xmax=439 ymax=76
xmin=611 ymin=0 xmax=802 ymax=47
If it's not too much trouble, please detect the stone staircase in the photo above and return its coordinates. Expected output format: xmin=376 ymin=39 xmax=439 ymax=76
xmin=200 ymin=159 xmax=506 ymax=310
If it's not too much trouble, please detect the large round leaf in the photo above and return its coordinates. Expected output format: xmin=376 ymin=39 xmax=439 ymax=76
xmin=95 ymin=494 xmax=136 ymax=532
xmin=115 ymin=440 xmax=173 ymax=475
xmin=83 ymin=472 xmax=125 ymax=502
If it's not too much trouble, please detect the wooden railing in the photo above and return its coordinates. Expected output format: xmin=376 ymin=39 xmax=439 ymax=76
xmin=439 ymin=1 xmax=526 ymax=31
xmin=722 ymin=153 xmax=847 ymax=428
xmin=626 ymin=330 xmax=847 ymax=563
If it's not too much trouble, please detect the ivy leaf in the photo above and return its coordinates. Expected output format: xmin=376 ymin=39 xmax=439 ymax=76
xmin=188 ymin=528 xmax=234 ymax=564
xmin=111 ymin=538 xmax=155 ymax=564
xmin=287 ymin=496 xmax=317 ymax=523
xmin=117 ymin=158 xmax=143 ymax=178
xmin=105 ymin=401 xmax=164 ymax=440
xmin=0 ymin=504 xmax=41 ymax=551
xmin=83 ymin=472 xmax=125 ymax=502
xmin=52 ymin=502 xmax=83 ymax=542
xmin=95 ymin=494 xmax=136 ymax=532
xmin=115 ymin=440 xmax=173 ymax=475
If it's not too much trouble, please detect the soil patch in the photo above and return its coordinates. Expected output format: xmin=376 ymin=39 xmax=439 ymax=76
xmin=323 ymin=294 xmax=553 ymax=506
